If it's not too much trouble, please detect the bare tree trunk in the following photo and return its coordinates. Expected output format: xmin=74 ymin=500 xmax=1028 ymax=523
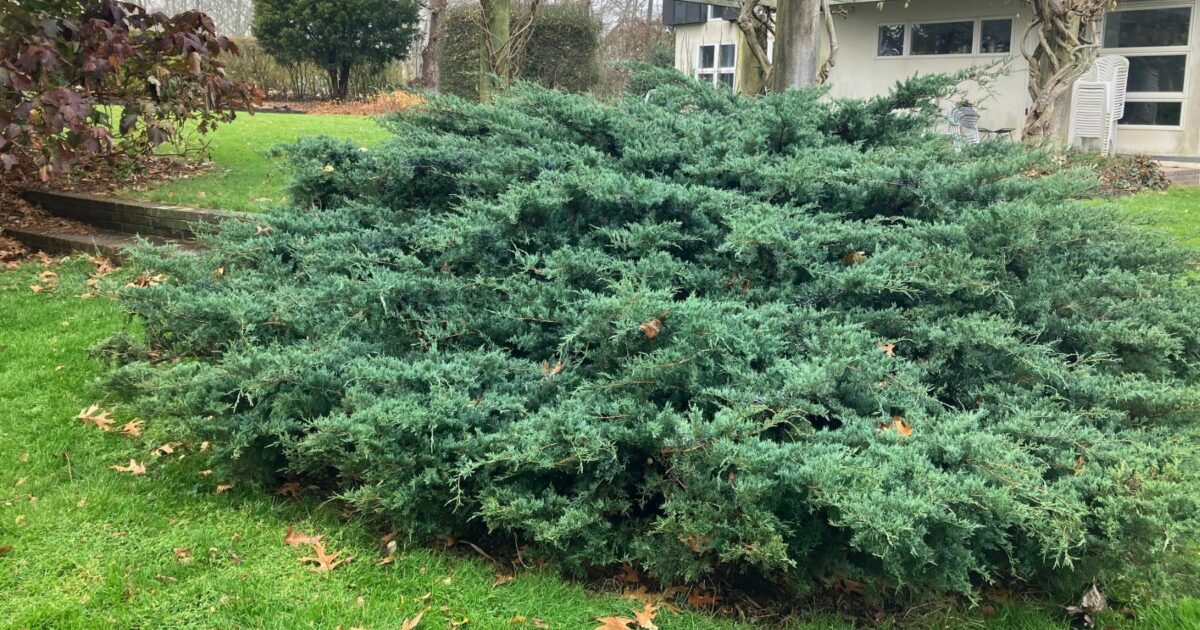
xmin=420 ymin=0 xmax=447 ymax=90
xmin=769 ymin=0 xmax=821 ymax=91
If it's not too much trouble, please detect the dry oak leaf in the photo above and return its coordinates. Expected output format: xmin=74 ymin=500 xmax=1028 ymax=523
xmin=686 ymin=589 xmax=719 ymax=608
xmin=215 ymin=484 xmax=234 ymax=494
xmin=78 ymin=405 xmax=117 ymax=432
xmin=298 ymin=540 xmax=351 ymax=573
xmin=276 ymin=481 xmax=303 ymax=499
xmin=842 ymin=250 xmax=868 ymax=265
xmin=119 ymin=420 xmax=144 ymax=437
xmin=111 ymin=459 xmax=147 ymax=475
xmin=284 ymin=525 xmax=323 ymax=548
xmin=878 ymin=417 xmax=913 ymax=438
xmin=154 ymin=442 xmax=182 ymax=457
xmin=639 ymin=318 xmax=663 ymax=340
xmin=493 ymin=571 xmax=515 ymax=587
xmin=173 ymin=547 xmax=193 ymax=563
xmin=595 ymin=617 xmax=635 ymax=630
xmin=532 ymin=620 xmax=549 ymax=629
xmin=878 ymin=342 xmax=896 ymax=357
xmin=400 ymin=607 xmax=429 ymax=630
xmin=540 ymin=360 xmax=564 ymax=380
xmin=616 ymin=563 xmax=639 ymax=584
xmin=632 ymin=602 xmax=659 ymax=630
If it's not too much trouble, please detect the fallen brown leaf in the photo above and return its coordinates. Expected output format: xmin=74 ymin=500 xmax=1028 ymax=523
xmin=298 ymin=540 xmax=350 ymax=573
xmin=493 ymin=571 xmax=514 ymax=587
xmin=595 ymin=617 xmax=635 ymax=630
xmin=400 ymin=607 xmax=429 ymax=630
xmin=111 ymin=459 xmax=147 ymax=475
xmin=616 ymin=563 xmax=639 ymax=583
xmin=639 ymin=318 xmax=662 ymax=340
xmin=878 ymin=416 xmax=913 ymax=438
xmin=284 ymin=525 xmax=323 ymax=548
xmin=78 ymin=404 xmax=117 ymax=432
xmin=0 ymin=545 xmax=13 ymax=556
xmin=632 ymin=602 xmax=659 ymax=630
xmin=215 ymin=484 xmax=234 ymax=494
xmin=118 ymin=420 xmax=143 ymax=437
xmin=173 ymin=547 xmax=193 ymax=563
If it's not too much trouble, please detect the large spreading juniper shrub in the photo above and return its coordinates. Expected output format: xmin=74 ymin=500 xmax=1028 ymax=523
xmin=107 ymin=70 xmax=1200 ymax=597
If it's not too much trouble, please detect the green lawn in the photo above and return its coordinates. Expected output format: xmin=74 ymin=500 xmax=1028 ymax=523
xmin=1111 ymin=186 xmax=1200 ymax=248
xmin=123 ymin=112 xmax=390 ymax=213
xmin=6 ymin=131 xmax=1200 ymax=627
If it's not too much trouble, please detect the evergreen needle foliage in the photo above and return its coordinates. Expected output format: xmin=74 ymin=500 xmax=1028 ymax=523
xmin=107 ymin=69 xmax=1200 ymax=597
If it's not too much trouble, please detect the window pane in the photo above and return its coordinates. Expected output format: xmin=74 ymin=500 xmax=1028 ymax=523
xmin=700 ymin=46 xmax=715 ymax=69
xmin=878 ymin=25 xmax=905 ymax=56
xmin=698 ymin=73 xmax=715 ymax=83
xmin=719 ymin=44 xmax=736 ymax=68
xmin=1127 ymin=55 xmax=1187 ymax=93
xmin=1119 ymin=101 xmax=1183 ymax=126
xmin=911 ymin=21 xmax=974 ymax=55
xmin=718 ymin=73 xmax=735 ymax=88
xmin=709 ymin=4 xmax=722 ymax=19
xmin=980 ymin=19 xmax=1012 ymax=53
xmin=1104 ymin=8 xmax=1191 ymax=48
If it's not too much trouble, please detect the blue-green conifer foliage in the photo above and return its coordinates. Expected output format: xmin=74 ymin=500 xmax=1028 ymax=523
xmin=108 ymin=69 xmax=1200 ymax=596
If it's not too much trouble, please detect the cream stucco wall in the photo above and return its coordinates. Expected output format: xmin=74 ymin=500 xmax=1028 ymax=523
xmin=671 ymin=0 xmax=1200 ymax=157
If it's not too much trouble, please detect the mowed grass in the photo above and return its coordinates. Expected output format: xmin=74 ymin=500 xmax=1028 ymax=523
xmin=2 ymin=260 xmax=1199 ymax=629
xmin=0 ymin=262 xmax=851 ymax=629
xmin=123 ymin=112 xmax=390 ymax=213
xmin=1112 ymin=185 xmax=1200 ymax=248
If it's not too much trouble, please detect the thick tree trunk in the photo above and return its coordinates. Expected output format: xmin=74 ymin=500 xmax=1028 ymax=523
xmin=478 ymin=0 xmax=512 ymax=102
xmin=736 ymin=0 xmax=771 ymax=95
xmin=419 ymin=0 xmax=447 ymax=90
xmin=769 ymin=0 xmax=821 ymax=91
xmin=338 ymin=61 xmax=352 ymax=100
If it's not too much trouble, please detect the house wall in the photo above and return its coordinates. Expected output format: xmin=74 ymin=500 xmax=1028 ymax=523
xmin=670 ymin=0 xmax=1200 ymax=157
xmin=827 ymin=0 xmax=1032 ymax=134
xmin=673 ymin=17 xmax=747 ymax=90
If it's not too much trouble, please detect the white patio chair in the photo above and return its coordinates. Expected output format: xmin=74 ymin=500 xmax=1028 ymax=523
xmin=1071 ymin=56 xmax=1129 ymax=156
xmin=947 ymin=106 xmax=981 ymax=147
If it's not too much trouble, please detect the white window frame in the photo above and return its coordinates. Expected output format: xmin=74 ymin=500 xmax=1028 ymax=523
xmin=695 ymin=43 xmax=737 ymax=89
xmin=875 ymin=16 xmax=1016 ymax=60
xmin=708 ymin=4 xmax=725 ymax=21
xmin=1100 ymin=1 xmax=1195 ymax=130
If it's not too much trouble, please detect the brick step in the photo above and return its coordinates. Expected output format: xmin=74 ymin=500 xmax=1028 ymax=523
xmin=5 ymin=227 xmax=195 ymax=261
xmin=20 ymin=189 xmax=246 ymax=239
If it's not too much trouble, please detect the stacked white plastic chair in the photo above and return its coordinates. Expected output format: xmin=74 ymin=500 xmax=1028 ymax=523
xmin=1068 ymin=56 xmax=1129 ymax=156
xmin=947 ymin=106 xmax=981 ymax=147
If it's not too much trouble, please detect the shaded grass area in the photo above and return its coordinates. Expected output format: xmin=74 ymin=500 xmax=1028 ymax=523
xmin=123 ymin=112 xmax=389 ymax=213
xmin=1 ymin=266 xmax=1198 ymax=628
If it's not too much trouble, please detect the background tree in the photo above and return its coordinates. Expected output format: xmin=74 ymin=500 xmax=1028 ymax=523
xmin=0 ymin=0 xmax=258 ymax=180
xmin=252 ymin=0 xmax=420 ymax=101
xmin=142 ymin=0 xmax=256 ymax=37
xmin=476 ymin=0 xmax=539 ymax=101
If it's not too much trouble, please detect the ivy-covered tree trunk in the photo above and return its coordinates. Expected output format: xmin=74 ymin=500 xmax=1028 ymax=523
xmin=736 ymin=0 xmax=772 ymax=95
xmin=478 ymin=0 xmax=510 ymax=101
xmin=769 ymin=0 xmax=820 ymax=90
xmin=1021 ymin=0 xmax=1110 ymax=140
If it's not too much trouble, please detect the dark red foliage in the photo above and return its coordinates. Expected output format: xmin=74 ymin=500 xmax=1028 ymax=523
xmin=0 ymin=0 xmax=262 ymax=181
